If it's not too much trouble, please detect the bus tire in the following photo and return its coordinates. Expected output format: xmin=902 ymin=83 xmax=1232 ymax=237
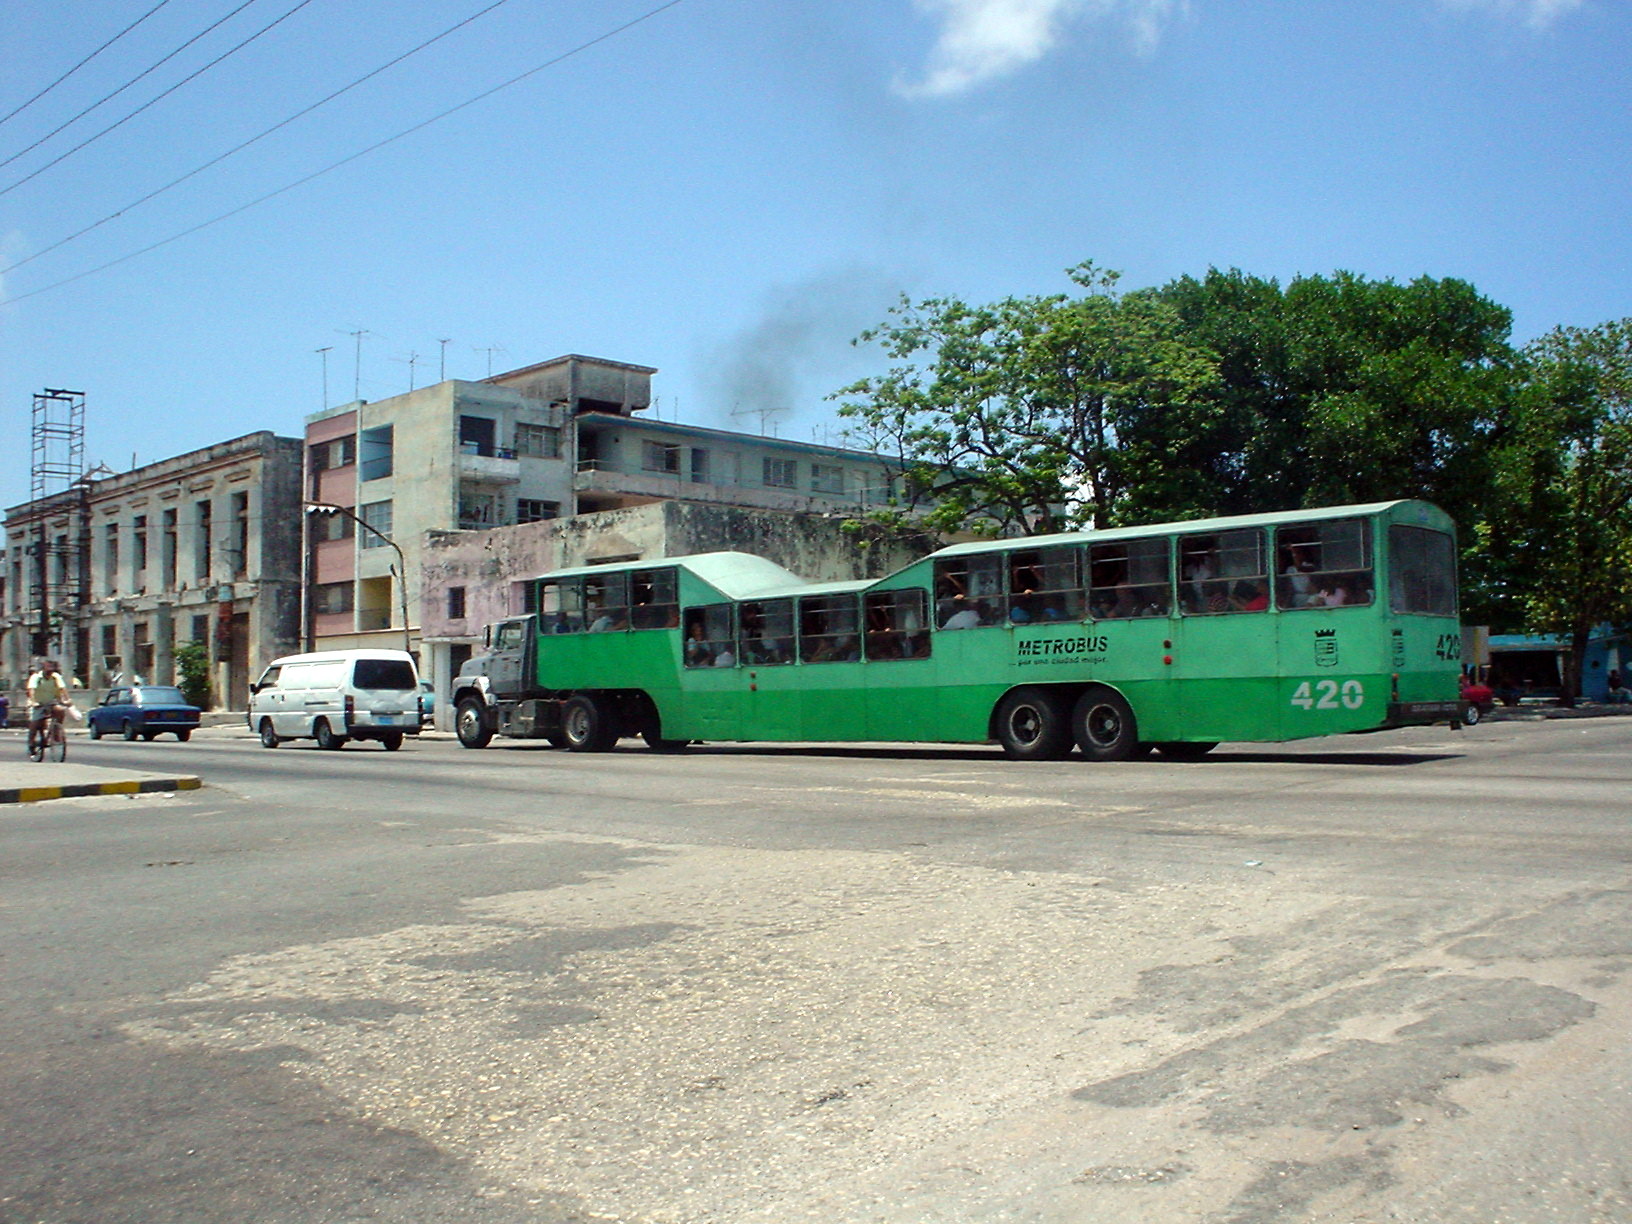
xmin=995 ymin=687 xmax=1074 ymax=761
xmin=642 ymin=726 xmax=690 ymax=752
xmin=1072 ymin=687 xmax=1140 ymax=762
xmin=563 ymin=695 xmax=621 ymax=752
xmin=1153 ymin=741 xmax=1217 ymax=760
xmin=456 ymin=697 xmax=493 ymax=749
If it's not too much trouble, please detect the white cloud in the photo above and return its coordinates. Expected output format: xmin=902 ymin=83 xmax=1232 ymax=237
xmin=1438 ymin=0 xmax=1586 ymax=29
xmin=895 ymin=0 xmax=1185 ymax=100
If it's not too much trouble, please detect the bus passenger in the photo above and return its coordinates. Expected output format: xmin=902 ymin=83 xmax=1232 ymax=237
xmin=685 ymin=621 xmax=713 ymax=666
xmin=1232 ymin=580 xmax=1269 ymax=612
xmin=941 ymin=601 xmax=981 ymax=630
xmin=1281 ymin=546 xmax=1317 ymax=607
xmin=713 ymin=645 xmax=736 ymax=667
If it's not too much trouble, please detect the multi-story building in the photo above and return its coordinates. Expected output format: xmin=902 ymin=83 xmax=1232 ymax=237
xmin=305 ymin=354 xmax=913 ymax=666
xmin=1 ymin=432 xmax=304 ymax=709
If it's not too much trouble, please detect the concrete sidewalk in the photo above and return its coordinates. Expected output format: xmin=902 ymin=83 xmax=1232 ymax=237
xmin=0 ymin=731 xmax=202 ymax=805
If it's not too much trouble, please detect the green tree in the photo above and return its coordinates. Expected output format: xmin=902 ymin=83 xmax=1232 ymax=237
xmin=833 ymin=263 xmax=1222 ymax=535
xmin=1483 ymin=319 xmax=1632 ymax=703
xmin=174 ymin=639 xmax=213 ymax=710
xmin=1154 ymin=268 xmax=1517 ymax=514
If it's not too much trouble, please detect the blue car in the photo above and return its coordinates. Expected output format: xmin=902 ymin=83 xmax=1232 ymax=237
xmin=87 ymin=685 xmax=202 ymax=742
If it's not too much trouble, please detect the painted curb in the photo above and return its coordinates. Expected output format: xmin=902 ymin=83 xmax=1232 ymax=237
xmin=1 ymin=776 xmax=202 ymax=805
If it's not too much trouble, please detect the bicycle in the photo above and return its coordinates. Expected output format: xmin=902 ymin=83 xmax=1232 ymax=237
xmin=27 ymin=704 xmax=67 ymax=763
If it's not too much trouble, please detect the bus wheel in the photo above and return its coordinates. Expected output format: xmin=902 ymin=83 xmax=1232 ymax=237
xmin=642 ymin=726 xmax=690 ymax=752
xmin=1153 ymin=741 xmax=1217 ymax=760
xmin=456 ymin=697 xmax=493 ymax=749
xmin=1072 ymin=687 xmax=1140 ymax=762
xmin=563 ymin=695 xmax=621 ymax=752
xmin=995 ymin=687 xmax=1073 ymax=760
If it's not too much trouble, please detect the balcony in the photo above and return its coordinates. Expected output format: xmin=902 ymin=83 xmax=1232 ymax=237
xmin=572 ymin=458 xmax=898 ymax=511
xmin=457 ymin=442 xmax=520 ymax=485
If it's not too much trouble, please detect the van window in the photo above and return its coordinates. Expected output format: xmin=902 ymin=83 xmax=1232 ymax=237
xmin=255 ymin=666 xmax=281 ymax=690
xmin=354 ymin=659 xmax=416 ymax=689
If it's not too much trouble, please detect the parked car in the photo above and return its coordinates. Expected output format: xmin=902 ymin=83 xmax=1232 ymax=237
xmin=419 ymin=680 xmax=436 ymax=726
xmin=1460 ymin=679 xmax=1496 ymax=726
xmin=87 ymin=685 xmax=202 ymax=741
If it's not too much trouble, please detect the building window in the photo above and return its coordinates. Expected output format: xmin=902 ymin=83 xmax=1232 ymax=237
xmin=763 ymin=457 xmax=796 ymax=488
xmin=310 ymin=436 xmax=356 ymax=473
xmin=161 ymin=508 xmax=178 ymax=589
xmin=517 ymin=498 xmax=559 ymax=523
xmin=360 ymin=425 xmax=393 ymax=481
xmin=103 ymin=523 xmax=119 ymax=591
xmin=231 ymin=492 xmax=249 ymax=577
xmin=359 ymin=500 xmax=393 ymax=547
xmin=195 ymin=501 xmax=212 ymax=582
xmin=459 ymin=415 xmax=498 ymax=457
xmin=811 ymin=463 xmax=845 ymax=495
xmin=514 ymin=422 xmax=560 ymax=459
xmin=314 ymin=581 xmax=354 ymax=614
xmin=190 ymin=614 xmax=209 ymax=646
xmin=642 ymin=441 xmax=681 ymax=474
xmin=133 ymin=516 xmax=149 ymax=575
xmin=458 ymin=490 xmax=496 ymax=530
xmin=447 ymin=586 xmax=467 ymax=619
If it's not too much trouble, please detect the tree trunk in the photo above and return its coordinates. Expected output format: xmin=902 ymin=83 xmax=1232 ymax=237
xmin=1560 ymin=622 xmax=1592 ymax=707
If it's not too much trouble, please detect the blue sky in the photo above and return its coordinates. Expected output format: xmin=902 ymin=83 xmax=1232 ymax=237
xmin=1 ymin=0 xmax=1626 ymax=509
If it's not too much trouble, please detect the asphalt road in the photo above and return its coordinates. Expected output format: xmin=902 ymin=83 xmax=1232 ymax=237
xmin=2 ymin=719 xmax=1629 ymax=1224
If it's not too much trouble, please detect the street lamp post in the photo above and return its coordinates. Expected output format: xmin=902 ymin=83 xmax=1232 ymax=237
xmin=305 ymin=502 xmax=412 ymax=654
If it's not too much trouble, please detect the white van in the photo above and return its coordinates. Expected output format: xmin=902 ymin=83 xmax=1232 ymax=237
xmin=247 ymin=649 xmax=421 ymax=750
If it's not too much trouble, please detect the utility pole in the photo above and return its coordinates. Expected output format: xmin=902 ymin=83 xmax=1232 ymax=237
xmin=304 ymin=502 xmax=411 ymax=654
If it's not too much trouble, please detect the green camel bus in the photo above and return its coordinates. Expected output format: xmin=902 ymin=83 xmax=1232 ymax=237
xmin=451 ymin=499 xmax=1465 ymax=760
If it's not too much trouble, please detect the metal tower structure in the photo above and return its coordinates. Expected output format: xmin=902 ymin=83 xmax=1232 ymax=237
xmin=28 ymin=388 xmax=88 ymax=660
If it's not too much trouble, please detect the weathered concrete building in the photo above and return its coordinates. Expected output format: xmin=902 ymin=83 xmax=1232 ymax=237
xmin=304 ymin=354 xmax=914 ymax=667
xmin=1 ymin=432 xmax=303 ymax=709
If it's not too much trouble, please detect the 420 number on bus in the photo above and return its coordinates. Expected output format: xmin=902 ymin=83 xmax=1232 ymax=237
xmin=1290 ymin=679 xmax=1366 ymax=711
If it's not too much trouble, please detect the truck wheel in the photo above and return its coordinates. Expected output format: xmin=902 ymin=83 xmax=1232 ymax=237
xmin=563 ymin=695 xmax=621 ymax=752
xmin=994 ymin=687 xmax=1074 ymax=760
xmin=455 ymin=697 xmax=494 ymax=748
xmin=1072 ymin=686 xmax=1140 ymax=762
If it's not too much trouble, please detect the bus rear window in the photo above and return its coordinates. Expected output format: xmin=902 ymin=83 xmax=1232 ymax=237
xmin=1276 ymin=520 xmax=1374 ymax=609
xmin=1389 ymin=526 xmax=1457 ymax=615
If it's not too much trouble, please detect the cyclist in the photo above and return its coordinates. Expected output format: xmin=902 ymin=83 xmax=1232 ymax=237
xmin=26 ymin=660 xmax=69 ymax=758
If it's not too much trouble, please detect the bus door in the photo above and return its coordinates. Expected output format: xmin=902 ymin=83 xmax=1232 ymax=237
xmin=679 ymin=603 xmax=744 ymax=738
xmin=1273 ymin=517 xmax=1383 ymax=738
xmin=1170 ymin=528 xmax=1279 ymax=742
xmin=738 ymin=600 xmax=802 ymax=740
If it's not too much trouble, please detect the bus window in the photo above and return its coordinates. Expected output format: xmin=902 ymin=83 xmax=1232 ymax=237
xmin=538 ymin=578 xmax=585 ymax=633
xmin=934 ymin=553 xmax=1003 ymax=629
xmin=739 ymin=599 xmax=794 ymax=665
xmin=1277 ymin=520 xmax=1374 ymax=609
xmin=1007 ymin=546 xmax=1083 ymax=623
xmin=864 ymin=589 xmax=931 ymax=660
xmin=683 ymin=603 xmax=737 ymax=667
xmin=1389 ymin=526 xmax=1457 ymax=615
xmin=800 ymin=594 xmax=860 ymax=662
xmin=629 ymin=567 xmax=679 ymax=629
xmin=1089 ymin=538 xmax=1170 ymax=619
xmin=584 ymin=571 xmax=629 ymax=631
xmin=1180 ymin=529 xmax=1268 ymax=614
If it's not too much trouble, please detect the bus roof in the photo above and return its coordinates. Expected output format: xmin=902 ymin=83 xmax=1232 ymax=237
xmin=543 ymin=551 xmax=814 ymax=599
xmin=927 ymin=499 xmax=1448 ymax=561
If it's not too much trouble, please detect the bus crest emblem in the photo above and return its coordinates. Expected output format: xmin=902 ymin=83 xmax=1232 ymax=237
xmin=1314 ymin=628 xmax=1338 ymax=668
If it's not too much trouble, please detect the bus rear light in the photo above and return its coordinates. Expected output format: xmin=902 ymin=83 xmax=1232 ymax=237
xmin=1164 ymin=655 xmax=1173 ymax=665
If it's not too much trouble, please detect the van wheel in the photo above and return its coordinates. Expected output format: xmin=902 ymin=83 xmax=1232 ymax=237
xmin=315 ymin=720 xmax=348 ymax=750
xmin=259 ymin=719 xmax=280 ymax=749
xmin=994 ymin=687 xmax=1073 ymax=760
xmin=455 ymin=697 xmax=493 ymax=749
xmin=380 ymin=732 xmax=404 ymax=751
xmin=1072 ymin=687 xmax=1140 ymax=762
xmin=562 ymin=695 xmax=621 ymax=752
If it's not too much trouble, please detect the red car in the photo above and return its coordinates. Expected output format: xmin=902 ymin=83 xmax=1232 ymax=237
xmin=1460 ymin=680 xmax=1496 ymax=725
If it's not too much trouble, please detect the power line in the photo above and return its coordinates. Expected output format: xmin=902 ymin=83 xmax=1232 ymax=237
xmin=0 ymin=0 xmax=261 ymax=171
xmin=0 ymin=0 xmax=174 ymax=132
xmin=0 ymin=0 xmax=319 ymax=199
xmin=2 ymin=0 xmax=519 ymax=278
xmin=0 ymin=0 xmax=688 ymax=308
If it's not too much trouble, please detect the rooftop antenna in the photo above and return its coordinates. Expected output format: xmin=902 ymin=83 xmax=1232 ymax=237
xmin=315 ymin=345 xmax=332 ymax=409
xmin=340 ymin=328 xmax=371 ymax=401
xmin=437 ymin=338 xmax=452 ymax=382
xmin=729 ymin=401 xmax=787 ymax=436
xmin=394 ymin=350 xmax=422 ymax=391
xmin=475 ymin=344 xmax=507 ymax=378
